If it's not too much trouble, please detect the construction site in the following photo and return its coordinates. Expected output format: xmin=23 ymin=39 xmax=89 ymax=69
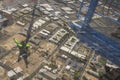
xmin=0 ymin=0 xmax=120 ymax=80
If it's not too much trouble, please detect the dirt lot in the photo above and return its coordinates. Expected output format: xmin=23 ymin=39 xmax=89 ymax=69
xmin=4 ymin=24 xmax=23 ymax=35
xmin=0 ymin=66 xmax=9 ymax=80
xmin=39 ymin=40 xmax=57 ymax=54
xmin=0 ymin=34 xmax=25 ymax=50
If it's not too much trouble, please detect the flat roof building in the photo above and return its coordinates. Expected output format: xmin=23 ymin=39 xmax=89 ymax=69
xmin=49 ymin=29 xmax=68 ymax=44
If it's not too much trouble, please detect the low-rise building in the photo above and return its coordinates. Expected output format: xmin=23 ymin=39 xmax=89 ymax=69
xmin=61 ymin=7 xmax=75 ymax=14
xmin=60 ymin=36 xmax=79 ymax=52
xmin=39 ymin=4 xmax=54 ymax=11
xmin=40 ymin=71 xmax=58 ymax=80
xmin=60 ymin=36 xmax=90 ymax=59
xmin=49 ymin=29 xmax=68 ymax=44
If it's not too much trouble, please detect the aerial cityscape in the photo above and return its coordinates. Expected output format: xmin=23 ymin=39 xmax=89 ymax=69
xmin=0 ymin=0 xmax=120 ymax=80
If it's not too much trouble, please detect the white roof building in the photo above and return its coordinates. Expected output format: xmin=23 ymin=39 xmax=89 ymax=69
xmin=7 ymin=67 xmax=23 ymax=78
xmin=39 ymin=29 xmax=50 ymax=36
xmin=49 ymin=29 xmax=68 ymax=43
xmin=65 ymin=65 xmax=71 ymax=70
xmin=7 ymin=70 xmax=16 ymax=78
xmin=60 ymin=36 xmax=86 ymax=59
xmin=33 ymin=19 xmax=46 ymax=29
xmin=40 ymin=4 xmax=54 ymax=11
xmin=14 ymin=67 xmax=23 ymax=73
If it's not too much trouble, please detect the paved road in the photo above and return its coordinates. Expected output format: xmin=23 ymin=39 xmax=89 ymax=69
xmin=0 ymin=62 xmax=13 ymax=71
xmin=79 ymin=50 xmax=95 ymax=80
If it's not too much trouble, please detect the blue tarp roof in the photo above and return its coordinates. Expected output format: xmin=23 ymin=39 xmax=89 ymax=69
xmin=68 ymin=22 xmax=120 ymax=67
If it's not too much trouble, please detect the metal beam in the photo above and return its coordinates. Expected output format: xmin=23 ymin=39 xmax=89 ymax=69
xmin=83 ymin=0 xmax=99 ymax=26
